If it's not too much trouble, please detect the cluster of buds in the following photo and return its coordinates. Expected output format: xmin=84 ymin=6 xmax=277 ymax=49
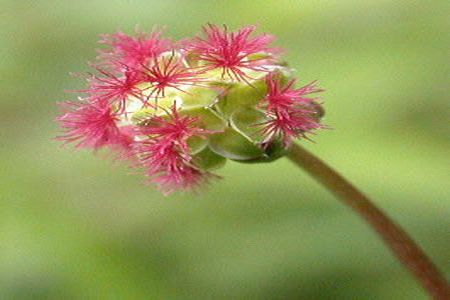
xmin=57 ymin=24 xmax=325 ymax=194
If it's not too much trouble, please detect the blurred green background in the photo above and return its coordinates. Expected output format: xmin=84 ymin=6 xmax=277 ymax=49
xmin=1 ymin=1 xmax=449 ymax=299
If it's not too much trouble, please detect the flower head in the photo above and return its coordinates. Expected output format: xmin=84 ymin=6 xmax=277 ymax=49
xmin=183 ymin=24 xmax=278 ymax=82
xmin=57 ymin=24 xmax=325 ymax=194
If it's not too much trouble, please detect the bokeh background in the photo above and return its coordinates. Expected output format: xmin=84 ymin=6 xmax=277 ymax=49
xmin=1 ymin=1 xmax=449 ymax=299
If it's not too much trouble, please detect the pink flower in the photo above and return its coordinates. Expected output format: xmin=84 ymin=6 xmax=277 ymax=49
xmin=57 ymin=99 xmax=132 ymax=150
xmin=260 ymin=73 xmax=323 ymax=145
xmin=134 ymin=106 xmax=211 ymax=194
xmin=84 ymin=67 xmax=145 ymax=112
xmin=57 ymin=24 xmax=325 ymax=194
xmin=184 ymin=24 xmax=278 ymax=82
xmin=141 ymin=52 xmax=203 ymax=100
xmin=99 ymin=28 xmax=171 ymax=69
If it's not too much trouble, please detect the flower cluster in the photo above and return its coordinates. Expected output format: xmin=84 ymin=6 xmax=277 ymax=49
xmin=57 ymin=24 xmax=324 ymax=194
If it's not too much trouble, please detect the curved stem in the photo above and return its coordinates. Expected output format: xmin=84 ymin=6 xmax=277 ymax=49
xmin=287 ymin=143 xmax=449 ymax=299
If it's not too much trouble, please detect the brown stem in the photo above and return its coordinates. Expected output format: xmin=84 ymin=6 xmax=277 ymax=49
xmin=287 ymin=143 xmax=449 ymax=299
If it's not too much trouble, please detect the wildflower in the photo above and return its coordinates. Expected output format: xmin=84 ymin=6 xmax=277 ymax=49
xmin=134 ymin=106 xmax=212 ymax=193
xmin=183 ymin=24 xmax=278 ymax=82
xmin=57 ymin=98 xmax=132 ymax=150
xmin=259 ymin=73 xmax=324 ymax=145
xmin=84 ymin=67 xmax=145 ymax=112
xmin=141 ymin=52 xmax=203 ymax=100
xmin=57 ymin=24 xmax=325 ymax=194
xmin=98 ymin=28 xmax=171 ymax=69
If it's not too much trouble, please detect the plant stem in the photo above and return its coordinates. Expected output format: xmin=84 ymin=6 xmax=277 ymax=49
xmin=286 ymin=143 xmax=449 ymax=299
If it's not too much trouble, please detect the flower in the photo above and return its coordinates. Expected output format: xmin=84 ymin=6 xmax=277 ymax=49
xmin=84 ymin=67 xmax=145 ymax=112
xmin=183 ymin=24 xmax=278 ymax=82
xmin=98 ymin=28 xmax=171 ymax=69
xmin=57 ymin=24 xmax=325 ymax=194
xmin=57 ymin=99 xmax=132 ymax=150
xmin=140 ymin=52 xmax=203 ymax=100
xmin=259 ymin=73 xmax=324 ymax=145
xmin=134 ymin=105 xmax=211 ymax=194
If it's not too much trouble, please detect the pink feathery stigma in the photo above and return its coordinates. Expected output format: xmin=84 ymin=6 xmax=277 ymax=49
xmin=154 ymin=166 xmax=210 ymax=195
xmin=57 ymin=99 xmax=133 ymax=150
xmin=84 ymin=67 xmax=145 ymax=112
xmin=184 ymin=24 xmax=278 ymax=82
xmin=98 ymin=28 xmax=171 ymax=70
xmin=135 ymin=106 xmax=211 ymax=194
xmin=141 ymin=52 xmax=203 ymax=100
xmin=260 ymin=73 xmax=323 ymax=145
